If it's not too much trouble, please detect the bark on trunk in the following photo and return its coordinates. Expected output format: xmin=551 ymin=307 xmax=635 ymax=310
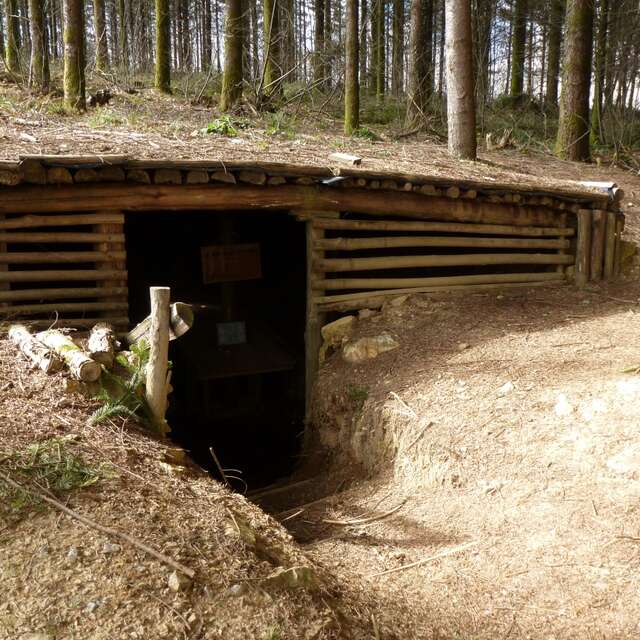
xmin=391 ymin=0 xmax=404 ymax=96
xmin=37 ymin=330 xmax=102 ymax=382
xmin=263 ymin=0 xmax=283 ymax=97
xmin=344 ymin=0 xmax=359 ymax=134
xmin=555 ymin=0 xmax=593 ymax=161
xmin=28 ymin=0 xmax=50 ymax=90
xmin=544 ymin=0 xmax=564 ymax=108
xmin=93 ymin=0 xmax=109 ymax=71
xmin=63 ymin=0 xmax=86 ymax=112
xmin=445 ymin=0 xmax=476 ymax=160
xmin=590 ymin=0 xmax=608 ymax=144
xmin=88 ymin=322 xmax=117 ymax=368
xmin=510 ymin=0 xmax=527 ymax=97
xmin=9 ymin=325 xmax=63 ymax=374
xmin=4 ymin=0 xmax=20 ymax=73
xmin=219 ymin=0 xmax=244 ymax=110
xmin=406 ymin=0 xmax=433 ymax=125
xmin=155 ymin=0 xmax=171 ymax=92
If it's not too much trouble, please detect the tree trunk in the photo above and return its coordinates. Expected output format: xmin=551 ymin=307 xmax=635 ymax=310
xmin=472 ymin=0 xmax=491 ymax=105
xmin=263 ymin=0 xmax=283 ymax=97
xmin=406 ymin=0 xmax=433 ymax=125
xmin=117 ymin=0 xmax=126 ymax=67
xmin=203 ymin=0 xmax=212 ymax=67
xmin=93 ymin=0 xmax=109 ymax=71
xmin=370 ymin=0 xmax=384 ymax=99
xmin=281 ymin=0 xmax=295 ymax=81
xmin=445 ymin=0 xmax=476 ymax=160
xmin=590 ymin=0 xmax=608 ymax=144
xmin=28 ymin=0 xmax=50 ymax=90
xmin=0 ymin=8 xmax=4 ymax=62
xmin=555 ymin=0 xmax=593 ymax=161
xmin=4 ymin=0 xmax=20 ymax=73
xmin=37 ymin=330 xmax=101 ymax=382
xmin=63 ymin=0 xmax=86 ymax=111
xmin=344 ymin=0 xmax=359 ymax=134
xmin=510 ymin=0 xmax=527 ymax=97
xmin=155 ymin=0 xmax=171 ymax=92
xmin=323 ymin=0 xmax=331 ymax=86
xmin=313 ymin=0 xmax=325 ymax=84
xmin=391 ymin=0 xmax=404 ymax=96
xmin=544 ymin=0 xmax=563 ymax=108
xmin=219 ymin=0 xmax=244 ymax=110
xmin=9 ymin=325 xmax=63 ymax=374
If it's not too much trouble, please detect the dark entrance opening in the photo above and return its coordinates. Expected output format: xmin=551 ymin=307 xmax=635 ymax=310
xmin=125 ymin=210 xmax=307 ymax=490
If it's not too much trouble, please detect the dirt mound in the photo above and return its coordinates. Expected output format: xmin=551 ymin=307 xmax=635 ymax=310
xmin=303 ymin=276 xmax=640 ymax=639
xmin=0 ymin=337 xmax=392 ymax=640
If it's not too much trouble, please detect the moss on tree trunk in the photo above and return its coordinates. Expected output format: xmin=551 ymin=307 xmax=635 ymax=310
xmin=263 ymin=0 xmax=283 ymax=98
xmin=510 ymin=0 xmax=527 ymax=97
xmin=154 ymin=0 xmax=171 ymax=93
xmin=220 ymin=0 xmax=244 ymax=111
xmin=555 ymin=0 xmax=593 ymax=161
xmin=63 ymin=0 xmax=86 ymax=112
xmin=4 ymin=0 xmax=19 ymax=74
xmin=28 ymin=0 xmax=50 ymax=91
xmin=93 ymin=0 xmax=109 ymax=72
xmin=344 ymin=0 xmax=359 ymax=134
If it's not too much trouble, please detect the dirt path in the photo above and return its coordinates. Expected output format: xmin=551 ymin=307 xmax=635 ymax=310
xmin=276 ymin=276 xmax=640 ymax=639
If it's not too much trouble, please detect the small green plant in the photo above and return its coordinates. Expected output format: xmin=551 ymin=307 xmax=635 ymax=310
xmin=0 ymin=436 xmax=104 ymax=515
xmin=201 ymin=115 xmax=249 ymax=137
xmin=89 ymin=340 xmax=160 ymax=431
xmin=88 ymin=108 xmax=124 ymax=128
xmin=352 ymin=126 xmax=380 ymax=141
xmin=266 ymin=111 xmax=297 ymax=138
xmin=264 ymin=627 xmax=282 ymax=640
xmin=346 ymin=384 xmax=369 ymax=409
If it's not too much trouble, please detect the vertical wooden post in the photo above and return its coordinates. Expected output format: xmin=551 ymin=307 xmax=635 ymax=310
xmin=604 ymin=211 xmax=617 ymax=279
xmin=575 ymin=210 xmax=591 ymax=288
xmin=305 ymin=220 xmax=325 ymax=421
xmin=614 ymin=215 xmax=624 ymax=277
xmin=590 ymin=210 xmax=605 ymax=281
xmin=146 ymin=286 xmax=171 ymax=435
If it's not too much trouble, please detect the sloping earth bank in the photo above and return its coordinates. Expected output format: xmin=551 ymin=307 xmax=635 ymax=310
xmin=0 ymin=336 xmax=419 ymax=640
xmin=297 ymin=277 xmax=640 ymax=639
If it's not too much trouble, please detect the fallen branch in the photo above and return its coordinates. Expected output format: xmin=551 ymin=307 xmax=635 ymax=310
xmin=369 ymin=540 xmax=479 ymax=578
xmin=0 ymin=470 xmax=196 ymax=579
xmin=322 ymin=498 xmax=408 ymax=526
xmin=403 ymin=421 xmax=434 ymax=453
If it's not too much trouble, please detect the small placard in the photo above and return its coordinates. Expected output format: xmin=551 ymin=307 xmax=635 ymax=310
xmin=217 ymin=321 xmax=247 ymax=346
xmin=201 ymin=243 xmax=262 ymax=283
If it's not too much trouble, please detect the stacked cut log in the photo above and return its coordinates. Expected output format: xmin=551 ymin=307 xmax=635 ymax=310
xmin=8 ymin=324 xmax=115 ymax=382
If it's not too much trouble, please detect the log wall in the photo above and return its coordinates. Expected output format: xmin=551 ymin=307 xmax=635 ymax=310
xmin=0 ymin=211 xmax=128 ymax=329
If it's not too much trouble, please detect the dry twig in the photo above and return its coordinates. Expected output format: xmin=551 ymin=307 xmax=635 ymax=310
xmin=0 ymin=470 xmax=196 ymax=578
xmin=322 ymin=498 xmax=408 ymax=526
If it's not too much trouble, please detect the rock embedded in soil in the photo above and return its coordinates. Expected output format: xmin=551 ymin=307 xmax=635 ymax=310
xmin=168 ymin=570 xmax=192 ymax=592
xmin=343 ymin=333 xmax=399 ymax=364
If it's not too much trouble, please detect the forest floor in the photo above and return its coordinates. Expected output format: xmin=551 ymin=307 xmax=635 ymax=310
xmin=2 ymin=78 xmax=640 ymax=638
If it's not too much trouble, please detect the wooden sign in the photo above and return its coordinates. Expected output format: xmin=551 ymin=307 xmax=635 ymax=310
xmin=201 ymin=243 xmax=262 ymax=283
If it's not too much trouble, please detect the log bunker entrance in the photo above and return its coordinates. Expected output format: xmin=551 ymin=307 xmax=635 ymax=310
xmin=0 ymin=157 xmax=626 ymax=488
xmin=125 ymin=210 xmax=307 ymax=489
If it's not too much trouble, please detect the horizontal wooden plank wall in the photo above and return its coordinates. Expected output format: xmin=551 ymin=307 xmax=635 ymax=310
xmin=311 ymin=214 xmax=577 ymax=312
xmin=0 ymin=211 xmax=129 ymax=329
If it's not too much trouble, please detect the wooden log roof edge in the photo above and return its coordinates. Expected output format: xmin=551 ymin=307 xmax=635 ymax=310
xmin=0 ymin=154 xmax=623 ymax=210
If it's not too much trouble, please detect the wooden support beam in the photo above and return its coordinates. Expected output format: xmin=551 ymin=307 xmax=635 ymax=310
xmin=0 ymin=287 xmax=128 ymax=302
xmin=316 ymin=236 xmax=570 ymax=251
xmin=0 ymin=270 xmax=127 ymax=283
xmin=0 ymin=232 xmax=125 ymax=243
xmin=604 ymin=211 xmax=617 ymax=279
xmin=0 ymin=251 xmax=127 ymax=264
xmin=317 ymin=253 xmax=573 ymax=272
xmin=0 ymin=212 xmax=124 ymax=229
xmin=314 ymin=271 xmax=564 ymax=291
xmin=94 ymin=214 xmax=128 ymax=323
xmin=614 ymin=215 xmax=624 ymax=277
xmin=312 ymin=217 xmax=576 ymax=236
xmin=1 ymin=301 xmax=129 ymax=315
xmin=146 ymin=287 xmax=171 ymax=435
xmin=590 ymin=210 xmax=605 ymax=281
xmin=575 ymin=210 xmax=592 ymax=287
xmin=16 ymin=317 xmax=130 ymax=329
xmin=305 ymin=221 xmax=325 ymax=420
xmin=316 ymin=280 xmax=567 ymax=312
xmin=0 ymin=184 xmax=559 ymax=227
